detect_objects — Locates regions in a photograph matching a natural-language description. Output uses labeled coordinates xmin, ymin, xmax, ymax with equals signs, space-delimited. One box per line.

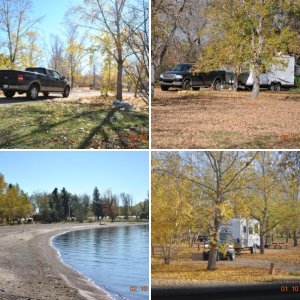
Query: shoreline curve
xmin=0 ymin=222 xmax=148 ymax=300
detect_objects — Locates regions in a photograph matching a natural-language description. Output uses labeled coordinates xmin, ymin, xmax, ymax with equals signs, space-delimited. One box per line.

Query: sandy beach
xmin=0 ymin=222 xmax=145 ymax=300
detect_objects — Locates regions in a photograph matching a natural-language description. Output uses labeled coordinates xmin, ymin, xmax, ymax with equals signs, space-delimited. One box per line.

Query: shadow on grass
xmin=78 ymin=108 xmax=120 ymax=148
xmin=77 ymin=110 xmax=148 ymax=148
xmin=0 ymin=107 xmax=104 ymax=148
xmin=0 ymin=105 xmax=148 ymax=148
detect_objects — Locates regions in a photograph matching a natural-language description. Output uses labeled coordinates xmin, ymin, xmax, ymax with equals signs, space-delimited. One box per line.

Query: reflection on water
xmin=53 ymin=224 xmax=149 ymax=300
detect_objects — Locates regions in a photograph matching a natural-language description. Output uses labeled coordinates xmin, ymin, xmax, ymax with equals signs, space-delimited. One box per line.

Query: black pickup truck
xmin=159 ymin=63 xmax=226 ymax=91
xmin=0 ymin=67 xmax=71 ymax=100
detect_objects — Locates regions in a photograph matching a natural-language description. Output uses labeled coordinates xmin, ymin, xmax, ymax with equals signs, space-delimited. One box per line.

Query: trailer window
xmin=254 ymin=223 xmax=260 ymax=234
xmin=249 ymin=227 xmax=253 ymax=234
xmin=243 ymin=226 xmax=246 ymax=234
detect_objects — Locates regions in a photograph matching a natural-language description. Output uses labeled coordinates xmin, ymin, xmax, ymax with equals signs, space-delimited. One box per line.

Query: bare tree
xmin=48 ymin=35 xmax=68 ymax=76
xmin=70 ymin=0 xmax=139 ymax=100
xmin=103 ymin=190 xmax=119 ymax=222
xmin=152 ymin=0 xmax=187 ymax=86
xmin=64 ymin=22 xmax=86 ymax=88
xmin=120 ymin=193 xmax=132 ymax=219
xmin=123 ymin=0 xmax=149 ymax=100
xmin=0 ymin=0 xmax=42 ymax=67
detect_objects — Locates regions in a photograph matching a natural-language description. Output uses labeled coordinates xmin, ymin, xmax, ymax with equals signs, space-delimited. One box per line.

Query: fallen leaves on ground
xmin=152 ymin=88 xmax=300 ymax=149
xmin=152 ymin=261 xmax=288 ymax=283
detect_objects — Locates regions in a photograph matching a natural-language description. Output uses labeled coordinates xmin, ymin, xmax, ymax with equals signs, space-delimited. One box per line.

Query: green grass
xmin=0 ymin=101 xmax=149 ymax=149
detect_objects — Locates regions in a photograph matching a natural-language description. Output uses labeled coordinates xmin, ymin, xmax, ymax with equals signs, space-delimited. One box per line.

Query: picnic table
xmin=270 ymin=241 xmax=288 ymax=249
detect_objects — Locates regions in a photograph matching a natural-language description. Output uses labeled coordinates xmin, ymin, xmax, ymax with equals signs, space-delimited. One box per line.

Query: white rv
xmin=220 ymin=218 xmax=260 ymax=253
xmin=238 ymin=56 xmax=295 ymax=91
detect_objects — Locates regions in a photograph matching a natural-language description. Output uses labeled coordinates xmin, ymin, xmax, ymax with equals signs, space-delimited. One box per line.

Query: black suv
xmin=159 ymin=63 xmax=226 ymax=91
xmin=202 ymin=232 xmax=236 ymax=261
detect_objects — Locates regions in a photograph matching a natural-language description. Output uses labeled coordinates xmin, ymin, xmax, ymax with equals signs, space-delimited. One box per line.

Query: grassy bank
xmin=0 ymin=101 xmax=148 ymax=149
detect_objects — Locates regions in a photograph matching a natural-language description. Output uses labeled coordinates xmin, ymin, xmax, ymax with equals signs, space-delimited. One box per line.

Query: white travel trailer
xmin=238 ymin=56 xmax=295 ymax=91
xmin=220 ymin=218 xmax=260 ymax=253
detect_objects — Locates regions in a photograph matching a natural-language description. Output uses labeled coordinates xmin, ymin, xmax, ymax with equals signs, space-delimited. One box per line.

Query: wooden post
xmin=269 ymin=263 xmax=275 ymax=275
xmin=151 ymin=245 xmax=154 ymax=255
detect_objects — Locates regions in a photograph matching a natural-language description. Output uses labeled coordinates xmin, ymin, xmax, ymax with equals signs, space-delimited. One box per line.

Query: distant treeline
xmin=0 ymin=173 xmax=149 ymax=224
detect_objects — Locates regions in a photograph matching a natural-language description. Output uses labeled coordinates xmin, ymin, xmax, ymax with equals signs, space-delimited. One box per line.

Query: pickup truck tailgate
xmin=0 ymin=70 xmax=22 ymax=86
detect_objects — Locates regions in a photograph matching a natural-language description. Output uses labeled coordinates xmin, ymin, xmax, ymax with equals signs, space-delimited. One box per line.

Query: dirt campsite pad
xmin=152 ymin=89 xmax=300 ymax=149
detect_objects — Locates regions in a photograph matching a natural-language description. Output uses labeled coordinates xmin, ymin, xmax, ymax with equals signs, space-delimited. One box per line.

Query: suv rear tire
xmin=161 ymin=86 xmax=169 ymax=91
xmin=202 ymin=252 xmax=209 ymax=260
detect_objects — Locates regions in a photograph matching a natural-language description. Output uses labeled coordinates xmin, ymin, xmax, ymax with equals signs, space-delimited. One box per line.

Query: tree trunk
xmin=116 ymin=60 xmax=123 ymax=100
xmin=260 ymin=234 xmax=265 ymax=254
xmin=232 ymin=72 xmax=239 ymax=91
xmin=162 ymin=246 xmax=171 ymax=264
xmin=207 ymin=246 xmax=217 ymax=270
xmin=252 ymin=66 xmax=260 ymax=99
xmin=151 ymin=63 xmax=156 ymax=98
xmin=293 ymin=229 xmax=298 ymax=247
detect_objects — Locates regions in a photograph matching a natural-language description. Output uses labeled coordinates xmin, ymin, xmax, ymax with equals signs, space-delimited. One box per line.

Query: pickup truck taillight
xmin=18 ymin=74 xmax=24 ymax=81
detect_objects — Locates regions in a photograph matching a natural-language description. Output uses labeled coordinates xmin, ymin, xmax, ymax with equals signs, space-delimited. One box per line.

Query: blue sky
xmin=0 ymin=151 xmax=149 ymax=204
xmin=31 ymin=0 xmax=75 ymax=39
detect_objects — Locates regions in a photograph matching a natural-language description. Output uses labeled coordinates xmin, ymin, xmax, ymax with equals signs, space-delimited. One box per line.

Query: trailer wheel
xmin=275 ymin=83 xmax=281 ymax=92
xmin=251 ymin=244 xmax=257 ymax=254
xmin=213 ymin=79 xmax=221 ymax=91
xmin=183 ymin=80 xmax=191 ymax=90
xmin=27 ymin=84 xmax=40 ymax=100
xmin=270 ymin=83 xmax=276 ymax=92
xmin=3 ymin=91 xmax=15 ymax=98
xmin=161 ymin=86 xmax=169 ymax=91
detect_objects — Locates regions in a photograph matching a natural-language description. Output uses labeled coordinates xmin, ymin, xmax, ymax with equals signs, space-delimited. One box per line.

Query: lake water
xmin=52 ymin=224 xmax=149 ymax=300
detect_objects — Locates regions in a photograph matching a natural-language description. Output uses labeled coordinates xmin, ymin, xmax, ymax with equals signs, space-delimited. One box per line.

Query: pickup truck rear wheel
xmin=27 ymin=84 xmax=39 ymax=100
xmin=43 ymin=92 xmax=49 ymax=98
xmin=213 ymin=79 xmax=221 ymax=91
xmin=3 ymin=91 xmax=15 ymax=98
xmin=182 ymin=80 xmax=191 ymax=90
xmin=63 ymin=86 xmax=70 ymax=98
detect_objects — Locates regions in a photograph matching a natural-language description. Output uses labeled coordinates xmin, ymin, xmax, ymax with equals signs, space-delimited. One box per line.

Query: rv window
xmin=249 ymin=227 xmax=253 ymax=234
xmin=243 ymin=226 xmax=246 ymax=234
xmin=254 ymin=223 xmax=260 ymax=234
